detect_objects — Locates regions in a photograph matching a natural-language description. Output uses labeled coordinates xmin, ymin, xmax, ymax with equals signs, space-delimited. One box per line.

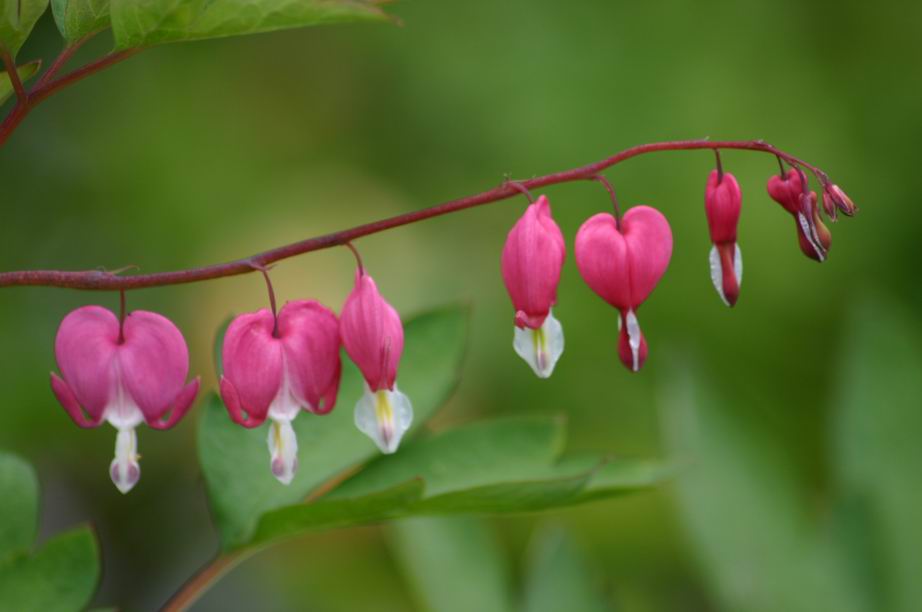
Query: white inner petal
xmin=708 ymin=245 xmax=743 ymax=307
xmin=512 ymin=310 xmax=565 ymax=379
xmin=354 ymin=384 xmax=413 ymax=454
xmin=734 ymin=243 xmax=744 ymax=285
xmin=268 ymin=359 xmax=301 ymax=422
xmin=110 ymin=427 xmax=140 ymax=494
xmin=267 ymin=417 xmax=299 ymax=485
xmin=797 ymin=212 xmax=826 ymax=261
xmin=624 ymin=309 xmax=642 ymax=372
xmin=105 ymin=370 xmax=144 ymax=430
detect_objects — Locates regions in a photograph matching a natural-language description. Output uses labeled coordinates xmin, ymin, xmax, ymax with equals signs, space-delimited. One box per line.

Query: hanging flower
xmin=767 ymin=169 xmax=831 ymax=261
xmin=50 ymin=306 xmax=200 ymax=493
xmin=219 ymin=300 xmax=341 ymax=485
xmin=575 ymin=206 xmax=673 ymax=372
xmin=501 ymin=195 xmax=567 ymax=378
xmin=340 ymin=271 xmax=412 ymax=454
xmin=704 ymin=169 xmax=743 ymax=306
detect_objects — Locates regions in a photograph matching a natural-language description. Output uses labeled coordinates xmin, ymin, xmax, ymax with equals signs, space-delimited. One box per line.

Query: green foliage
xmin=523 ymin=526 xmax=610 ymax=612
xmin=109 ymin=0 xmax=391 ymax=49
xmin=0 ymin=60 xmax=40 ymax=106
xmin=664 ymin=294 xmax=922 ymax=612
xmin=199 ymin=305 xmax=470 ymax=549
xmin=390 ymin=517 xmax=513 ymax=612
xmin=51 ymin=0 xmax=110 ymax=44
xmin=0 ymin=452 xmax=100 ymax=611
xmin=0 ymin=0 xmax=48 ymax=57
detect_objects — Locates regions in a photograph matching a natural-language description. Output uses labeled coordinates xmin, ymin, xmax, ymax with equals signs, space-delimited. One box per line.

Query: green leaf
xmin=0 ymin=0 xmax=48 ymax=57
xmin=199 ymin=304 xmax=469 ymax=550
xmin=109 ymin=0 xmax=391 ymax=50
xmin=389 ymin=517 xmax=513 ymax=612
xmin=523 ymin=526 xmax=610 ymax=612
xmin=51 ymin=0 xmax=110 ymax=43
xmin=0 ymin=452 xmax=38 ymax=562
xmin=0 ymin=59 xmax=41 ymax=106
xmin=250 ymin=479 xmax=423 ymax=546
xmin=0 ymin=527 xmax=100 ymax=612
xmin=832 ymin=295 xmax=922 ymax=612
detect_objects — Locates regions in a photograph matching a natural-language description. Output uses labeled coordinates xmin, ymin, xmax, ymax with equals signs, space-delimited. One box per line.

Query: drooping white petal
xmin=110 ymin=427 xmax=140 ymax=494
xmin=512 ymin=310 xmax=564 ymax=379
xmin=354 ymin=384 xmax=413 ymax=454
xmin=267 ymin=417 xmax=299 ymax=485
xmin=624 ymin=309 xmax=642 ymax=372
xmin=708 ymin=244 xmax=743 ymax=306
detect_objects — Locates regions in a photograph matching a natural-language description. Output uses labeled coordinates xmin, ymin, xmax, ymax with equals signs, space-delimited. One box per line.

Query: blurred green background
xmin=2 ymin=0 xmax=921 ymax=610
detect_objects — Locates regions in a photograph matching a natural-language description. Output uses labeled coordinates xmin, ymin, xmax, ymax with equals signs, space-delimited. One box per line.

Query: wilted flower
xmin=501 ymin=195 xmax=566 ymax=378
xmin=575 ymin=206 xmax=673 ymax=372
xmin=50 ymin=306 xmax=200 ymax=493
xmin=704 ymin=170 xmax=743 ymax=306
xmin=220 ymin=300 xmax=341 ymax=485
xmin=767 ymin=169 xmax=830 ymax=262
xmin=340 ymin=271 xmax=412 ymax=454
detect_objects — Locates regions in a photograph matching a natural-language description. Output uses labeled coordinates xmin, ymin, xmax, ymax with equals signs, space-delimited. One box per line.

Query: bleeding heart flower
xmin=501 ymin=195 xmax=566 ymax=378
xmin=575 ymin=206 xmax=673 ymax=372
xmin=767 ymin=169 xmax=830 ymax=262
xmin=220 ymin=300 xmax=341 ymax=485
xmin=50 ymin=306 xmax=200 ymax=493
xmin=704 ymin=170 xmax=743 ymax=307
xmin=340 ymin=271 xmax=411 ymax=454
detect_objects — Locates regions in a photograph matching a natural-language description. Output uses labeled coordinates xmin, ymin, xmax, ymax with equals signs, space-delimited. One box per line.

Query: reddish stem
xmin=2 ymin=51 xmax=28 ymax=102
xmin=0 ymin=139 xmax=835 ymax=291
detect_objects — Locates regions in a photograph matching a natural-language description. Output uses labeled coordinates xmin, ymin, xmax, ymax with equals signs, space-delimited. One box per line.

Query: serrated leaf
xmin=0 ymin=452 xmax=38 ymax=562
xmin=833 ymin=295 xmax=922 ymax=612
xmin=250 ymin=479 xmax=423 ymax=546
xmin=0 ymin=59 xmax=40 ymax=106
xmin=390 ymin=517 xmax=513 ymax=612
xmin=0 ymin=0 xmax=48 ymax=57
xmin=199 ymin=304 xmax=469 ymax=550
xmin=524 ymin=526 xmax=610 ymax=612
xmin=109 ymin=0 xmax=391 ymax=50
xmin=51 ymin=0 xmax=110 ymax=43
xmin=0 ymin=527 xmax=100 ymax=612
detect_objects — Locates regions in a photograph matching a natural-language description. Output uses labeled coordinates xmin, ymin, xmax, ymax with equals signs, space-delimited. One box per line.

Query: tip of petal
xmin=355 ymin=386 xmax=413 ymax=454
xmin=512 ymin=310 xmax=564 ymax=378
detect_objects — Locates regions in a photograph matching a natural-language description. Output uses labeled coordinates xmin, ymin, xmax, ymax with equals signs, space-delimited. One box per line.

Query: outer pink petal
xmin=501 ymin=196 xmax=566 ymax=329
xmin=53 ymin=305 xmax=119 ymax=422
xmin=278 ymin=300 xmax=342 ymax=414
xmin=50 ymin=373 xmax=105 ymax=428
xmin=146 ymin=378 xmax=200 ymax=430
xmin=118 ymin=310 xmax=192 ymax=422
xmin=767 ymin=169 xmax=803 ymax=215
xmin=340 ymin=273 xmax=404 ymax=391
xmin=221 ymin=309 xmax=283 ymax=424
xmin=622 ymin=206 xmax=673 ymax=306
xmin=220 ymin=376 xmax=265 ymax=428
xmin=575 ymin=213 xmax=632 ymax=309
xmin=705 ymin=170 xmax=741 ymax=244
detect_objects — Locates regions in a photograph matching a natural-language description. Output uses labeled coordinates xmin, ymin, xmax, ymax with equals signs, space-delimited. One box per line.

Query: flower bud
xmin=704 ymin=170 xmax=743 ymax=306
xmin=340 ymin=272 xmax=412 ymax=454
xmin=575 ymin=206 xmax=672 ymax=372
xmin=767 ymin=170 xmax=830 ymax=262
xmin=50 ymin=306 xmax=200 ymax=493
xmin=825 ymin=183 xmax=857 ymax=217
xmin=220 ymin=300 xmax=341 ymax=484
xmin=501 ymin=195 xmax=566 ymax=378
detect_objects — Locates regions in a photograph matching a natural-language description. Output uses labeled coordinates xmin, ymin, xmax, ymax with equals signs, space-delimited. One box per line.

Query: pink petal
xmin=575 ymin=206 xmax=672 ymax=310
xmin=54 ymin=306 xmax=120 ymax=422
xmin=220 ymin=376 xmax=265 ymax=428
xmin=146 ymin=378 xmax=200 ymax=430
xmin=705 ymin=170 xmax=741 ymax=244
xmin=341 ymin=273 xmax=404 ymax=391
xmin=50 ymin=373 xmax=105 ymax=428
xmin=501 ymin=195 xmax=566 ymax=329
xmin=221 ymin=309 xmax=284 ymax=424
xmin=118 ymin=310 xmax=192 ymax=423
xmin=277 ymin=300 xmax=342 ymax=414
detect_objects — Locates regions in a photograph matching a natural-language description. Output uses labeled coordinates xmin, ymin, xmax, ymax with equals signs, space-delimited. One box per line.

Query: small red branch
xmin=0 ymin=139 xmax=835 ymax=292
xmin=2 ymin=51 xmax=28 ymax=102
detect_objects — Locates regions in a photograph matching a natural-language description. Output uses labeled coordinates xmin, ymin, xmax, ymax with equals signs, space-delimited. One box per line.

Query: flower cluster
xmin=47 ymin=158 xmax=855 ymax=493
xmin=500 ymin=164 xmax=854 ymax=377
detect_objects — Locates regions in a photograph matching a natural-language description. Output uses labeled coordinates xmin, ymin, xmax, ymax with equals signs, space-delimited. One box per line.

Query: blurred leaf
xmin=389 ymin=517 xmax=513 ymax=612
xmin=0 ymin=452 xmax=38 ymax=562
xmin=109 ymin=0 xmax=391 ymax=49
xmin=0 ymin=59 xmax=41 ymax=106
xmin=0 ymin=527 xmax=100 ymax=612
xmin=0 ymin=0 xmax=48 ymax=58
xmin=523 ymin=526 xmax=610 ymax=612
xmin=51 ymin=0 xmax=110 ymax=43
xmin=199 ymin=304 xmax=469 ymax=550
xmin=251 ymin=479 xmax=423 ymax=545
xmin=662 ymin=363 xmax=865 ymax=612
xmin=832 ymin=295 xmax=922 ymax=612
